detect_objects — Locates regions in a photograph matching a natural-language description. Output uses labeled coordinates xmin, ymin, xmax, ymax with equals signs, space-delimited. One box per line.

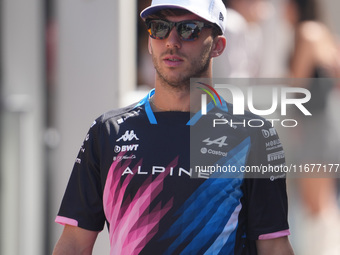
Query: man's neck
xmin=151 ymin=68 xmax=213 ymax=112
xmin=151 ymin=84 xmax=191 ymax=112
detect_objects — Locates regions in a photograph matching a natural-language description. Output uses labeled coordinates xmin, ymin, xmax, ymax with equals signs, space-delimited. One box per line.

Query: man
xmin=53 ymin=0 xmax=294 ymax=254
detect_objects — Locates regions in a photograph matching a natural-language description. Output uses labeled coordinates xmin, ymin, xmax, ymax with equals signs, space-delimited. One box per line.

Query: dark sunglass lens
xmin=178 ymin=22 xmax=202 ymax=41
xmin=150 ymin=21 xmax=170 ymax=39
xmin=147 ymin=20 xmax=207 ymax=41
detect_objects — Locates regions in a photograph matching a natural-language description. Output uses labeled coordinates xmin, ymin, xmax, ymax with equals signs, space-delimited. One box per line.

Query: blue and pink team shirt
xmin=56 ymin=90 xmax=290 ymax=254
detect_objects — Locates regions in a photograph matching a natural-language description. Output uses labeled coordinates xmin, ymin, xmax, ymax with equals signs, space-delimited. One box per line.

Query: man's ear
xmin=210 ymin=36 xmax=227 ymax=58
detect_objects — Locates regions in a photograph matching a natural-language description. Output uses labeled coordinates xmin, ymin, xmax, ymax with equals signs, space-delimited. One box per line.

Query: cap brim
xmin=140 ymin=3 xmax=224 ymax=35
xmin=140 ymin=4 xmax=190 ymax=19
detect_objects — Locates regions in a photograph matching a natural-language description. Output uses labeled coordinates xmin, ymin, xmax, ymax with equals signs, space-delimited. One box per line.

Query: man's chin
xmin=166 ymin=78 xmax=191 ymax=90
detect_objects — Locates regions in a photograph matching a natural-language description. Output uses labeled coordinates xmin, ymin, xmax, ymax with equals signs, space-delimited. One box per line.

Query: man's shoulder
xmin=95 ymin=103 xmax=142 ymax=125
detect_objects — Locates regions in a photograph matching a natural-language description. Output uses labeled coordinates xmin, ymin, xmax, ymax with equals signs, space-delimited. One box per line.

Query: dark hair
xmin=292 ymin=0 xmax=320 ymax=21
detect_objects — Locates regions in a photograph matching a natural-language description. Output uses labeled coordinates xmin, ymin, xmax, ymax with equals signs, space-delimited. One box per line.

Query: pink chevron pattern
xmin=103 ymin=153 xmax=177 ymax=255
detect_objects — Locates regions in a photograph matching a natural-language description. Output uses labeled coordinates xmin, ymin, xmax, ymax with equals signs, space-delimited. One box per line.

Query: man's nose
xmin=166 ymin=27 xmax=182 ymax=48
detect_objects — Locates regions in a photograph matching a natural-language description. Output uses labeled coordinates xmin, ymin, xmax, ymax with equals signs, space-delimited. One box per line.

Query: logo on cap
xmin=219 ymin=12 xmax=224 ymax=21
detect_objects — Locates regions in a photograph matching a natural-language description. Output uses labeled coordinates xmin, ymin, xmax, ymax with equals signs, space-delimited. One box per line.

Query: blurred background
xmin=0 ymin=0 xmax=339 ymax=254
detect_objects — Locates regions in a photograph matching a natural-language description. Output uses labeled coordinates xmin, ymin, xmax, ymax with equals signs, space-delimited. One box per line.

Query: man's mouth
xmin=167 ymin=58 xmax=181 ymax=62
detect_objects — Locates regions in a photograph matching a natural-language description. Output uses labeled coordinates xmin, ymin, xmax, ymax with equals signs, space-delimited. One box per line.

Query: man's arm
xmin=53 ymin=225 xmax=99 ymax=255
xmin=256 ymin=236 xmax=294 ymax=255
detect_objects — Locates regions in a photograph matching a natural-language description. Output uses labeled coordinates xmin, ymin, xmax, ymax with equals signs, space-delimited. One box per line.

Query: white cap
xmin=140 ymin=0 xmax=227 ymax=35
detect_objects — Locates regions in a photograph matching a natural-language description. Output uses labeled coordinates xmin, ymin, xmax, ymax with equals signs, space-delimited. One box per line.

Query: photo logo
xmin=199 ymin=84 xmax=311 ymax=117
xmin=193 ymin=79 xmax=314 ymax=128
xmin=196 ymin=82 xmax=223 ymax=115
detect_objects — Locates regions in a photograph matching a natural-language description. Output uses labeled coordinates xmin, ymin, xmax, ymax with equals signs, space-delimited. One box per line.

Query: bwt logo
xmin=198 ymin=83 xmax=312 ymax=116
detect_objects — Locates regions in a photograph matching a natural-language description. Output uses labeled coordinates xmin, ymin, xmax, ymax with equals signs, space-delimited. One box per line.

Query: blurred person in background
xmin=284 ymin=0 xmax=340 ymax=254
xmin=52 ymin=0 xmax=295 ymax=254
xmin=213 ymin=0 xmax=274 ymax=77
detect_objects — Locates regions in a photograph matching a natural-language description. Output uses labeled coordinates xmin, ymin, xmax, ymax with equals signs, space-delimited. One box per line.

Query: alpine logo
xmin=116 ymin=130 xmax=139 ymax=142
xmin=201 ymin=136 xmax=228 ymax=157
xmin=203 ymin=136 xmax=228 ymax=147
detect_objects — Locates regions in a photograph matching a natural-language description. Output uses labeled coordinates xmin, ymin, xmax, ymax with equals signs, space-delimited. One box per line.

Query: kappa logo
xmin=116 ymin=130 xmax=139 ymax=142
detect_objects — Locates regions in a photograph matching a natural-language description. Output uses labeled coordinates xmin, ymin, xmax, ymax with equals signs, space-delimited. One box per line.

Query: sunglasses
xmin=145 ymin=19 xmax=214 ymax=41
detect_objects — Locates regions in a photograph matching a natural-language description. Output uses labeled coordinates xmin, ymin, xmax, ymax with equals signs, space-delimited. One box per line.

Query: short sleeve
xmin=244 ymin=123 xmax=290 ymax=240
xmin=56 ymin=120 xmax=106 ymax=231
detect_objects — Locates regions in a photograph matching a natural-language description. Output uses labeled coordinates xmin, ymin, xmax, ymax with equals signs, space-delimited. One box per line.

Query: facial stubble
xmin=150 ymin=43 xmax=213 ymax=91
